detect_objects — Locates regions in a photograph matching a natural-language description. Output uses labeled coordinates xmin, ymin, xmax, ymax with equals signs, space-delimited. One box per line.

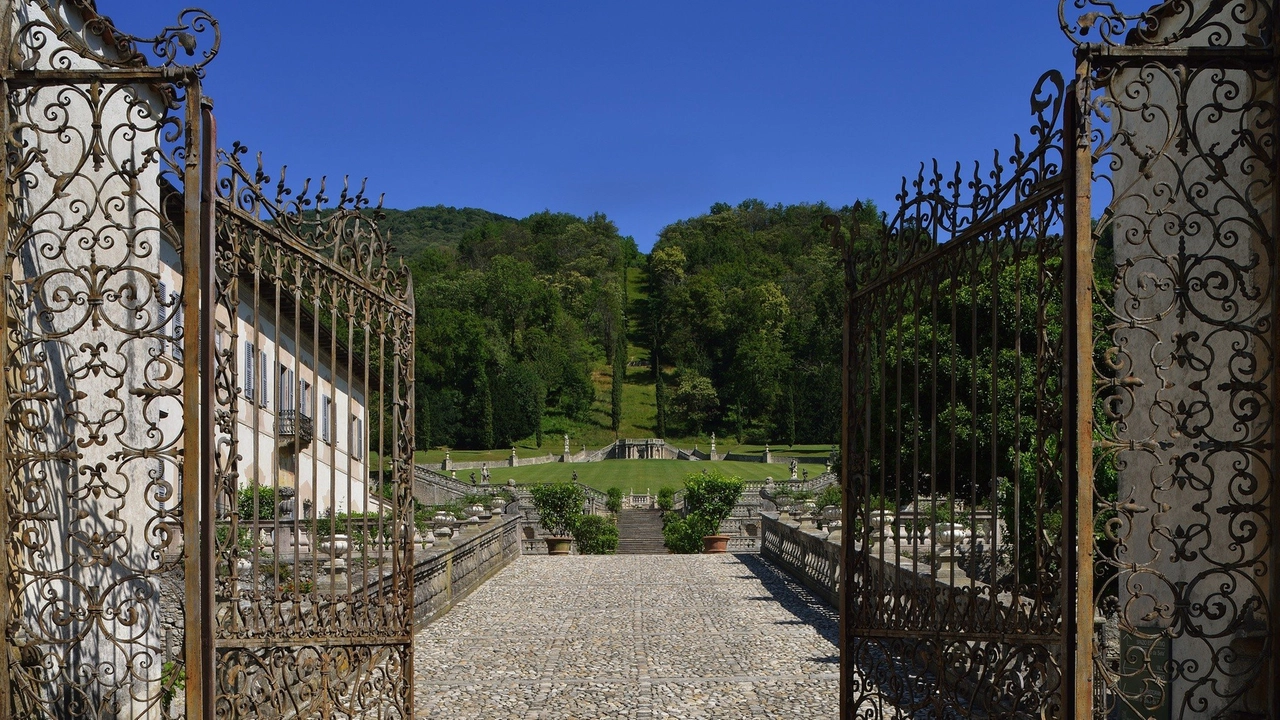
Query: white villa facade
xmin=153 ymin=260 xmax=374 ymax=520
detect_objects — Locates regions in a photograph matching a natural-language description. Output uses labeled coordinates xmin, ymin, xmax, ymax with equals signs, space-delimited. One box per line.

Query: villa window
xmin=279 ymin=364 xmax=295 ymax=410
xmin=299 ymin=379 xmax=311 ymax=417
xmin=259 ymin=350 xmax=268 ymax=407
xmin=321 ymin=395 xmax=333 ymax=443
xmin=351 ymin=415 xmax=364 ymax=459
xmin=244 ymin=342 xmax=255 ymax=401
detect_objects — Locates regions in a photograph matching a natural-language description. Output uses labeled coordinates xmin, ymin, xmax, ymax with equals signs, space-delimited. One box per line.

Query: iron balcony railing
xmin=277 ymin=409 xmax=315 ymax=446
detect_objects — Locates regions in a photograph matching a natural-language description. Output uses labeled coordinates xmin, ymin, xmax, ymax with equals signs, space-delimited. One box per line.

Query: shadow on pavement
xmin=733 ymin=553 xmax=839 ymax=646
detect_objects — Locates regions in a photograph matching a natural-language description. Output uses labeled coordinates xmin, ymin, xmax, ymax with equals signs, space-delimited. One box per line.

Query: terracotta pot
xmin=702 ymin=535 xmax=730 ymax=554
xmin=545 ymin=537 xmax=573 ymax=555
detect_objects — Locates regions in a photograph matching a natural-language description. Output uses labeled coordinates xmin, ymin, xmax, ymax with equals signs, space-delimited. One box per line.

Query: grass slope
xmin=491 ymin=459 xmax=791 ymax=493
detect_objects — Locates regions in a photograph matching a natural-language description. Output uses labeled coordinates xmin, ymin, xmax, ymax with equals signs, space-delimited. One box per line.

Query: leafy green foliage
xmin=682 ymin=469 xmax=745 ymax=529
xmin=641 ymin=200 xmax=860 ymax=444
xmin=528 ymin=482 xmax=585 ymax=536
xmin=662 ymin=514 xmax=709 ymax=554
xmin=237 ymin=485 xmax=278 ymax=521
xmin=571 ymin=514 xmax=618 ymax=554
xmin=374 ymin=205 xmax=514 ymax=258
xmin=814 ymin=484 xmax=842 ymax=509
xmin=654 ymin=363 xmax=668 ymax=438
xmin=657 ymin=486 xmax=675 ymax=511
xmin=606 ymin=487 xmax=623 ymax=514
xmin=409 ymin=209 xmax=636 ymax=450
xmin=664 ymin=469 xmax=745 ymax=553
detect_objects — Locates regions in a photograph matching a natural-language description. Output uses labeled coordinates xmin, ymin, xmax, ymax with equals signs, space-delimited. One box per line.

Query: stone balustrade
xmin=412 ymin=513 xmax=521 ymax=624
xmin=760 ymin=511 xmax=841 ymax=605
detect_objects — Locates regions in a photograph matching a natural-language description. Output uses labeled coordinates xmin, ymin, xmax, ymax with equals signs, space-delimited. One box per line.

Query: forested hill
xmin=394 ymin=201 xmax=872 ymax=452
xmin=376 ymin=205 xmax=514 ymax=259
xmin=404 ymin=207 xmax=640 ymax=451
xmin=641 ymin=199 xmax=879 ymax=446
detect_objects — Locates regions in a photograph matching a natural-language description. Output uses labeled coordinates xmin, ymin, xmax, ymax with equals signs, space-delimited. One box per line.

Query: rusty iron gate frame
xmin=834 ymin=68 xmax=1078 ymax=718
xmin=207 ymin=141 xmax=416 ymax=718
xmin=836 ymin=2 xmax=1279 ymax=718
xmin=1067 ymin=1 xmax=1279 ymax=718
xmin=0 ymin=2 xmax=417 ymax=718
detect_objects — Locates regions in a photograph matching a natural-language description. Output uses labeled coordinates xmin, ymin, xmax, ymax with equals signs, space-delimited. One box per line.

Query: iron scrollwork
xmin=1075 ymin=0 xmax=1278 ymax=717
xmin=211 ymin=143 xmax=415 ymax=718
xmin=839 ymin=70 xmax=1070 ymax=718
xmin=3 ymin=2 xmax=214 ymax=718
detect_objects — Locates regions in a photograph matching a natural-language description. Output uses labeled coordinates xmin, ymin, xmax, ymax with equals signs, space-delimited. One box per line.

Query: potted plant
xmin=529 ymin=482 xmax=585 ymax=555
xmin=664 ymin=469 xmax=745 ymax=553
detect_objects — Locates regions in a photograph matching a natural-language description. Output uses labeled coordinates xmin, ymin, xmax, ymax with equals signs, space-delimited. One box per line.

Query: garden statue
xmin=802 ymin=468 xmax=808 ymax=481
xmin=710 ymin=432 xmax=716 ymax=456
xmin=789 ymin=458 xmax=798 ymax=479
xmin=564 ymin=434 xmax=570 ymax=455
xmin=470 ymin=471 xmax=477 ymax=485
xmin=482 ymin=464 xmax=490 ymax=483
xmin=572 ymin=470 xmax=579 ymax=483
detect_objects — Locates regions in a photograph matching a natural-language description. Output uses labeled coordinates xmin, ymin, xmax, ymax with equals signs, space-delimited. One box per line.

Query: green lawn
xmin=721 ymin=444 xmax=835 ymax=460
xmin=484 ymin=459 xmax=792 ymax=493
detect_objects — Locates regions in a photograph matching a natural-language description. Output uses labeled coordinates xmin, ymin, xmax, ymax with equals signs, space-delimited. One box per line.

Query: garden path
xmin=413 ymin=554 xmax=838 ymax=719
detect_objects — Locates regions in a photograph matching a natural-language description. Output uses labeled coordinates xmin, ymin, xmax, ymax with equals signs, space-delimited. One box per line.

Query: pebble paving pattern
xmin=414 ymin=554 xmax=839 ymax=719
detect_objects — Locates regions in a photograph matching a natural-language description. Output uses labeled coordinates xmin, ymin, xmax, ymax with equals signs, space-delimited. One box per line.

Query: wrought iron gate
xmin=0 ymin=2 xmax=416 ymax=718
xmin=837 ymin=2 xmax=1278 ymax=718
xmin=1071 ymin=2 xmax=1278 ymax=718
xmin=835 ymin=69 xmax=1074 ymax=718
xmin=209 ymin=145 xmax=416 ymax=719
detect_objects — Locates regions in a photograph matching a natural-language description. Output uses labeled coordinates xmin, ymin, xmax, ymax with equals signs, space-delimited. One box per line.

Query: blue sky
xmin=107 ymin=1 xmax=1075 ymax=252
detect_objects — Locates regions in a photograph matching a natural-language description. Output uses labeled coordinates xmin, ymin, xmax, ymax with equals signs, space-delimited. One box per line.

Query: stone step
xmin=616 ymin=509 xmax=667 ymax=554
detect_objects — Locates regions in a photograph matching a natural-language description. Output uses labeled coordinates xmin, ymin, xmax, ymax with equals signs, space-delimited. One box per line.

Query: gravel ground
xmin=414 ymin=554 xmax=839 ymax=719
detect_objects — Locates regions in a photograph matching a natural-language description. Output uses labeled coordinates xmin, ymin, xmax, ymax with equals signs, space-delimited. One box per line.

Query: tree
xmin=474 ymin=365 xmax=495 ymax=450
xmin=493 ymin=363 xmax=545 ymax=446
xmin=654 ymin=359 xmax=668 ymax=439
xmin=611 ymin=333 xmax=624 ymax=435
xmin=529 ymin=482 xmax=585 ymax=537
xmin=669 ymin=370 xmax=717 ymax=435
xmin=611 ymin=262 xmax=626 ymax=434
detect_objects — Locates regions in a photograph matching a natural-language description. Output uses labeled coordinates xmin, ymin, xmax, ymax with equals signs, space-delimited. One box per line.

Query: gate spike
xmin=276 ymin=165 xmax=290 ymax=206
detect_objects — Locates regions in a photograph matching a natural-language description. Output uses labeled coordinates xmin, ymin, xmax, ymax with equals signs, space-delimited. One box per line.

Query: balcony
xmin=277 ymin=409 xmax=314 ymax=449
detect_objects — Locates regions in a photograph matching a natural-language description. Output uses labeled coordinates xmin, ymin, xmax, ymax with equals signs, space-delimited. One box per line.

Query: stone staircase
xmin=616 ymin=509 xmax=667 ymax=554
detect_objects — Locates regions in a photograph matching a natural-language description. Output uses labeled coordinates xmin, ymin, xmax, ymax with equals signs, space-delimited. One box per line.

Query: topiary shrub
xmin=606 ymin=487 xmax=623 ymax=514
xmin=657 ymin=486 xmax=675 ymax=511
xmin=572 ymin=514 xmax=618 ymax=554
xmin=529 ymin=482 xmax=585 ymax=537
xmin=663 ymin=469 xmax=745 ymax=553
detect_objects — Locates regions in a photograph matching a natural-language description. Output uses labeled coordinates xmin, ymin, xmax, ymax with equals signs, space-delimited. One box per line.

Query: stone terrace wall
xmin=760 ymin=512 xmax=840 ymax=605
xmin=413 ymin=514 xmax=521 ymax=624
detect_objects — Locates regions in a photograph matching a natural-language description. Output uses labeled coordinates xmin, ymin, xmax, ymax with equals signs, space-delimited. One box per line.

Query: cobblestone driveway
xmin=414 ymin=554 xmax=838 ymax=719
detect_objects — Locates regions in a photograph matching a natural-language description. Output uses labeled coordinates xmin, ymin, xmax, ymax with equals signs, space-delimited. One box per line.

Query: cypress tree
xmin=654 ymin=355 xmax=667 ymax=439
xmin=611 ymin=262 xmax=626 ymax=435
xmin=476 ymin=365 xmax=495 ymax=449
xmin=611 ymin=330 xmax=624 ymax=434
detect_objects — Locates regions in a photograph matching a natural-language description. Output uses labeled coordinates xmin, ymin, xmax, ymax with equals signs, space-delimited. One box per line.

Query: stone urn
xmin=318 ymin=534 xmax=350 ymax=572
xmin=868 ymin=510 xmax=896 ymax=541
xmin=490 ymin=496 xmax=506 ymax=515
xmin=466 ymin=503 xmax=485 ymax=520
xmin=319 ymin=534 xmax=350 ymax=558
xmin=702 ymin=534 xmax=730 ymax=554
xmin=933 ymin=522 xmax=971 ymax=546
xmin=545 ymin=537 xmax=572 ymax=555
